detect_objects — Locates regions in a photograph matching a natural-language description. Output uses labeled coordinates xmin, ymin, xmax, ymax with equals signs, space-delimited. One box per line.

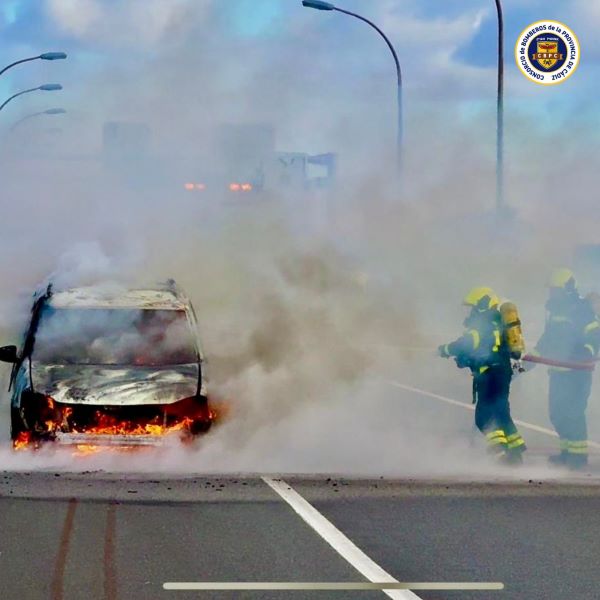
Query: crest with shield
xmin=533 ymin=40 xmax=563 ymax=70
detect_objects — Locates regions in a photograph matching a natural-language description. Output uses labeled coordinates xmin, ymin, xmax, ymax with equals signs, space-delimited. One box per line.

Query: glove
xmin=438 ymin=344 xmax=450 ymax=358
xmin=512 ymin=360 xmax=525 ymax=375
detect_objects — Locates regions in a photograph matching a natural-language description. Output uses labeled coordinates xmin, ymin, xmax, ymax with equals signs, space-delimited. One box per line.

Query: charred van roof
xmin=48 ymin=286 xmax=188 ymax=311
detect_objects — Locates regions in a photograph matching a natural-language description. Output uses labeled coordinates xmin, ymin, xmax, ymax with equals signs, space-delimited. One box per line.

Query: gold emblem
xmin=532 ymin=41 xmax=564 ymax=70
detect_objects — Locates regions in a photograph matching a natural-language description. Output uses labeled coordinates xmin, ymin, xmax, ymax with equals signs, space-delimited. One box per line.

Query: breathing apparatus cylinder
xmin=500 ymin=301 xmax=525 ymax=359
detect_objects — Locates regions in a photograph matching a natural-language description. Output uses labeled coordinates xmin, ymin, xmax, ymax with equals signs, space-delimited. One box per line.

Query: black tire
xmin=188 ymin=396 xmax=213 ymax=435
xmin=189 ymin=419 xmax=212 ymax=435
xmin=10 ymin=405 xmax=23 ymax=442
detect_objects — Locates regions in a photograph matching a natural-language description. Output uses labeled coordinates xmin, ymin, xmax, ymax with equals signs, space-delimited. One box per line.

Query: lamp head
xmin=40 ymin=52 xmax=67 ymax=61
xmin=302 ymin=1 xmax=335 ymax=10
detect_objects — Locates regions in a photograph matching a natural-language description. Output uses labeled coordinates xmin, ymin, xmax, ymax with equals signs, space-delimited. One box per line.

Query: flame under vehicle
xmin=1 ymin=282 xmax=213 ymax=450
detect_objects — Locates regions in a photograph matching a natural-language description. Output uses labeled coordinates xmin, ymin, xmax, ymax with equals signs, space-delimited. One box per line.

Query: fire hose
xmin=521 ymin=354 xmax=596 ymax=372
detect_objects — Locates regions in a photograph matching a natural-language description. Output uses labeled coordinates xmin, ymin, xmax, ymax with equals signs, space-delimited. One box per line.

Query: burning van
xmin=1 ymin=281 xmax=214 ymax=449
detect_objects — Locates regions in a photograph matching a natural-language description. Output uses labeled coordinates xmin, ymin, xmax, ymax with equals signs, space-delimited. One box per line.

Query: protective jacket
xmin=535 ymin=292 xmax=600 ymax=364
xmin=443 ymin=306 xmax=510 ymax=374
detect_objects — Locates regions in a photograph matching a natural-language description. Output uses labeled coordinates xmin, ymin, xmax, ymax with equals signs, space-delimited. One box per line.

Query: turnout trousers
xmin=549 ymin=370 xmax=592 ymax=463
xmin=474 ymin=365 xmax=526 ymax=457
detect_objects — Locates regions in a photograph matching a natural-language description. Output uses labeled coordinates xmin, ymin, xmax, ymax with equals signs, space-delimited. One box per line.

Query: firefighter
xmin=438 ymin=287 xmax=526 ymax=463
xmin=532 ymin=269 xmax=600 ymax=469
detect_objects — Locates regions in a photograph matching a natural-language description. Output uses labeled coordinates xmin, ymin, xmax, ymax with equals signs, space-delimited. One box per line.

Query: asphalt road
xmin=2 ymin=472 xmax=600 ymax=600
xmin=2 ymin=374 xmax=600 ymax=600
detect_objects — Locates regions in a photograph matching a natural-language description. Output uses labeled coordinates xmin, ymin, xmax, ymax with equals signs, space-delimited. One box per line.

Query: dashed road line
xmin=387 ymin=380 xmax=600 ymax=450
xmin=262 ymin=476 xmax=422 ymax=600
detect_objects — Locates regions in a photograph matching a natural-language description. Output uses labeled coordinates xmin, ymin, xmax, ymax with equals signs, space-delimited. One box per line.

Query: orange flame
xmin=73 ymin=411 xmax=195 ymax=436
xmin=74 ymin=444 xmax=100 ymax=455
xmin=13 ymin=394 xmax=219 ymax=450
xmin=14 ymin=431 xmax=33 ymax=451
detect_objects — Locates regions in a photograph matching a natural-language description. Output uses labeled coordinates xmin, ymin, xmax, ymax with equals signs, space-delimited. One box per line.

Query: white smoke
xmin=0 ymin=0 xmax=598 ymax=478
xmin=45 ymin=0 xmax=202 ymax=47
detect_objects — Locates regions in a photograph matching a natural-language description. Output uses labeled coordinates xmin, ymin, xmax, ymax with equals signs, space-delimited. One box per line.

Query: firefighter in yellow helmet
xmin=439 ymin=287 xmax=526 ymax=463
xmin=531 ymin=269 xmax=600 ymax=469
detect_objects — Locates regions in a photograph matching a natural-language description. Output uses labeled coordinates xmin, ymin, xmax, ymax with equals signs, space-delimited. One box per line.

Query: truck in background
xmin=182 ymin=123 xmax=336 ymax=196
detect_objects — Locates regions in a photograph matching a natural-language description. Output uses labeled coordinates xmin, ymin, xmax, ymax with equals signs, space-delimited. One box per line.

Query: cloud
xmin=45 ymin=0 xmax=101 ymax=38
xmin=45 ymin=0 xmax=203 ymax=48
xmin=379 ymin=0 xmax=487 ymax=48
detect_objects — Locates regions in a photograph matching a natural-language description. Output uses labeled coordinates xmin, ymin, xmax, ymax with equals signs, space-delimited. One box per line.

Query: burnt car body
xmin=1 ymin=281 xmax=213 ymax=449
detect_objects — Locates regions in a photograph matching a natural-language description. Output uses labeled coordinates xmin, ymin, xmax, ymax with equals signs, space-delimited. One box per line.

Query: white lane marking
xmin=387 ymin=380 xmax=600 ymax=450
xmin=262 ymin=476 xmax=421 ymax=600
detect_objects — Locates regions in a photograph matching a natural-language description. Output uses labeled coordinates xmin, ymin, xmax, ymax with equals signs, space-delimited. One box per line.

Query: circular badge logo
xmin=515 ymin=20 xmax=580 ymax=85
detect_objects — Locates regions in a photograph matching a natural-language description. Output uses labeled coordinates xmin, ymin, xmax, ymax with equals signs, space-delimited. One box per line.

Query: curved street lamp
xmin=494 ymin=0 xmax=505 ymax=215
xmin=302 ymin=0 xmax=403 ymax=175
xmin=0 ymin=52 xmax=67 ymax=78
xmin=0 ymin=84 xmax=63 ymax=113
xmin=10 ymin=108 xmax=66 ymax=132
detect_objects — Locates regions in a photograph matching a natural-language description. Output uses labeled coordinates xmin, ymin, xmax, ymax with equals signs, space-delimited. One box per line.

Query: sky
xmin=0 ymin=0 xmax=599 ymax=222
xmin=1 ymin=0 xmax=599 ymax=141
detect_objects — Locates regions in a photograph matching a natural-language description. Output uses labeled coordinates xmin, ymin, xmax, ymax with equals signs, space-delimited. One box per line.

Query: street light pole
xmin=0 ymin=52 xmax=67 ymax=77
xmin=302 ymin=1 xmax=403 ymax=175
xmin=10 ymin=108 xmax=66 ymax=132
xmin=495 ymin=0 xmax=504 ymax=215
xmin=0 ymin=84 xmax=63 ymax=113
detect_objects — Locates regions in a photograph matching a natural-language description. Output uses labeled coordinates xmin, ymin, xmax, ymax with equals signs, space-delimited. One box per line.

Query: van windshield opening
xmin=33 ymin=307 xmax=197 ymax=366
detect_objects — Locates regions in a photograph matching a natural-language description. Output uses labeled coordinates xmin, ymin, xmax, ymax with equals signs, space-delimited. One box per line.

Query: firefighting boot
xmin=566 ymin=453 xmax=588 ymax=471
xmin=506 ymin=432 xmax=527 ymax=457
xmin=505 ymin=446 xmax=525 ymax=465
xmin=548 ymin=452 xmax=568 ymax=466
xmin=499 ymin=451 xmax=523 ymax=466
xmin=485 ymin=430 xmax=508 ymax=457
xmin=548 ymin=439 xmax=569 ymax=466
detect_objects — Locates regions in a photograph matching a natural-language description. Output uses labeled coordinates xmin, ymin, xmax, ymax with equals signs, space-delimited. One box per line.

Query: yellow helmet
xmin=463 ymin=286 xmax=499 ymax=310
xmin=549 ymin=268 xmax=576 ymax=289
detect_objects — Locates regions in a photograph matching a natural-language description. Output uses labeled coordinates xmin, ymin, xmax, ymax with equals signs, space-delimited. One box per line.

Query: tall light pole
xmin=0 ymin=52 xmax=67 ymax=77
xmin=302 ymin=0 xmax=403 ymax=176
xmin=0 ymin=84 xmax=63 ymax=113
xmin=494 ymin=0 xmax=505 ymax=215
xmin=10 ymin=108 xmax=66 ymax=132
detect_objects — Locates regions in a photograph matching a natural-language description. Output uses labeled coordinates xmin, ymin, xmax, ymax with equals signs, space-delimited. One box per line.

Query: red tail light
xmin=184 ymin=183 xmax=206 ymax=191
